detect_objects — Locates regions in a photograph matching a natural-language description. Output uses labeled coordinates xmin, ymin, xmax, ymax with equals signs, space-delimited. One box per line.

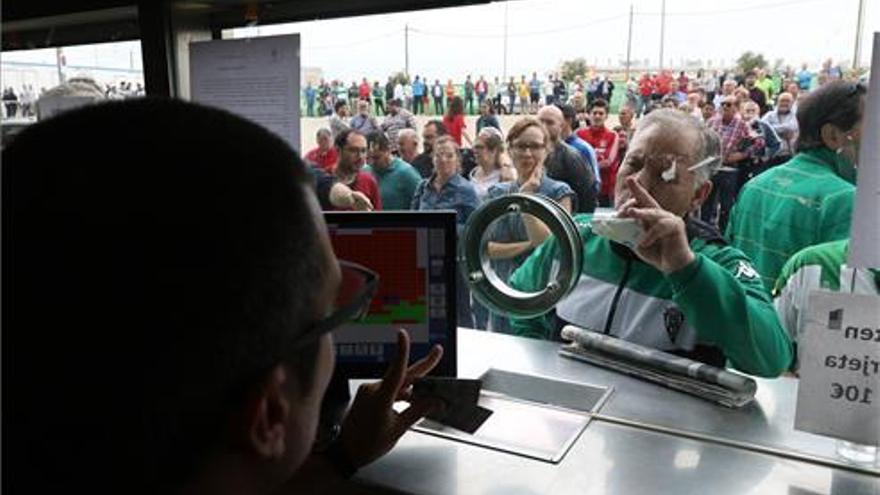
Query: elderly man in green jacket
xmin=508 ymin=109 xmax=792 ymax=378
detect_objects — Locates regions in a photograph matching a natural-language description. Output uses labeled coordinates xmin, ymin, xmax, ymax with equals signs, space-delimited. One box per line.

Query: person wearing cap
xmin=509 ymin=109 xmax=792 ymax=378
xmin=380 ymin=98 xmax=416 ymax=151
xmin=4 ymin=98 xmax=444 ymax=494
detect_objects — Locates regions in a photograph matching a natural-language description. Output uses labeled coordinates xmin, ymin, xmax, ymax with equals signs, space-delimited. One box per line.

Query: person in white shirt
xmin=542 ymin=75 xmax=556 ymax=105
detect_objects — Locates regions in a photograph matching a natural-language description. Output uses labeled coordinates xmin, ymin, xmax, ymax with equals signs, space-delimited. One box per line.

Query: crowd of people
xmin=305 ymin=63 xmax=869 ymax=373
xmin=3 ymin=51 xmax=871 ymax=493
xmin=1 ymin=80 xmax=144 ymax=119
xmin=301 ymin=59 xmax=854 ymax=119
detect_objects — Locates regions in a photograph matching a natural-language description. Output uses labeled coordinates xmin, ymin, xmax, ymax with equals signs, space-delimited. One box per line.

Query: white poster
xmin=189 ymin=34 xmax=301 ymax=152
xmin=848 ymin=32 xmax=880 ymax=269
xmin=794 ymin=292 xmax=880 ymax=445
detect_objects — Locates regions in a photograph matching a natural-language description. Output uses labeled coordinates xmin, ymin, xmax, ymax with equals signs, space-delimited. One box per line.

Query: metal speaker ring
xmin=459 ymin=193 xmax=583 ymax=318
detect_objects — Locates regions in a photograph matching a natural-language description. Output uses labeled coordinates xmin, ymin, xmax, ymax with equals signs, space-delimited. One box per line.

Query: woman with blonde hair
xmin=469 ymin=127 xmax=516 ymax=201
xmin=411 ymin=136 xmax=480 ymax=326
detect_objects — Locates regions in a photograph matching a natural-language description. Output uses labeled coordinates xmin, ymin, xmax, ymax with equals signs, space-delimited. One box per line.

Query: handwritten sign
xmin=795 ymin=292 xmax=880 ymax=444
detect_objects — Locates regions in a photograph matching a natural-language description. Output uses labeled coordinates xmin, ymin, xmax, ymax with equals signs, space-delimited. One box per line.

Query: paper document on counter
xmin=559 ymin=325 xmax=756 ymax=408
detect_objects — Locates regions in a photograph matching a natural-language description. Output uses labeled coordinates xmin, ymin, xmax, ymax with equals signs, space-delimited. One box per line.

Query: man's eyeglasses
xmin=721 ymin=102 xmax=735 ymax=108
xmin=344 ymin=146 xmax=369 ymax=156
xmin=289 ymin=260 xmax=378 ymax=350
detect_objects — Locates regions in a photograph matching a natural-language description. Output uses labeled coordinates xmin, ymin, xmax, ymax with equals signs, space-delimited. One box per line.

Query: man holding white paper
xmin=509 ymin=109 xmax=793 ymax=378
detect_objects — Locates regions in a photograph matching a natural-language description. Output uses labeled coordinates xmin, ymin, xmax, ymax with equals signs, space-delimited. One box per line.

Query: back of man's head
xmin=3 ymin=98 xmax=325 ymax=493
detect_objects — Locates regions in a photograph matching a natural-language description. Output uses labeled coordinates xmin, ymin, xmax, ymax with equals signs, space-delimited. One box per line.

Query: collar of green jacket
xmin=799 ymin=147 xmax=857 ymax=185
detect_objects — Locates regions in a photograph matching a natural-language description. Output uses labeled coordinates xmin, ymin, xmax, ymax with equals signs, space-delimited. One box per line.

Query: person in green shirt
xmin=774 ymin=239 xmax=879 ymax=369
xmin=754 ymin=68 xmax=776 ymax=109
xmin=364 ymin=131 xmax=422 ymax=210
xmin=509 ymin=109 xmax=792 ymax=377
xmin=726 ymin=80 xmax=867 ymax=291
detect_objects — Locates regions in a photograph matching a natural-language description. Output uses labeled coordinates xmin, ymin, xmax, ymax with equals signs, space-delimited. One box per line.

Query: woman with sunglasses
xmin=469 ymin=127 xmax=516 ymax=202
xmin=411 ymin=136 xmax=480 ymax=327
xmin=482 ymin=118 xmax=575 ymax=333
xmin=727 ymin=80 xmax=867 ymax=291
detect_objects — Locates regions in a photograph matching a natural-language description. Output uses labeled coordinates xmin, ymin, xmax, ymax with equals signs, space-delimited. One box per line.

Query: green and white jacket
xmin=509 ymin=214 xmax=793 ymax=378
xmin=774 ymin=239 xmax=880 ymax=347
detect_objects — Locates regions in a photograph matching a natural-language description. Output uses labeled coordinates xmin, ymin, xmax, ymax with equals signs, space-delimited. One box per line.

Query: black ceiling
xmin=3 ymin=0 xmax=494 ymax=50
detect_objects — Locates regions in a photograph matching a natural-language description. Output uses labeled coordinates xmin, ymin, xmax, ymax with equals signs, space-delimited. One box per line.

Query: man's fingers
xmin=379 ymin=329 xmax=411 ymax=401
xmin=625 ymin=176 xmax=661 ymax=208
xmin=639 ymin=219 xmax=676 ymax=248
xmin=617 ymin=198 xmax=638 ymax=216
xmin=393 ymin=398 xmax=444 ymax=438
xmin=407 ymin=345 xmax=444 ymax=378
xmin=622 ymin=206 xmax=667 ymax=223
xmin=398 ymin=345 xmax=444 ymax=392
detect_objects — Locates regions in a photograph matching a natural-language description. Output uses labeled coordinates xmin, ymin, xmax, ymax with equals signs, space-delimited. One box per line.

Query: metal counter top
xmin=353 ymin=329 xmax=880 ymax=494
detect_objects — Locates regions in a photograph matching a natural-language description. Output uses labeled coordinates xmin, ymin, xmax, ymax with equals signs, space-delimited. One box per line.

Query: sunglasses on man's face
xmin=288 ymin=260 xmax=378 ymax=350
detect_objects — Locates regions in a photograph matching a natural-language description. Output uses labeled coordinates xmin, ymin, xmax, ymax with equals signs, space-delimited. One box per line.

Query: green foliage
xmin=736 ymin=51 xmax=768 ymax=74
xmin=391 ymin=71 xmax=410 ymax=85
xmin=560 ymin=58 xmax=588 ymax=81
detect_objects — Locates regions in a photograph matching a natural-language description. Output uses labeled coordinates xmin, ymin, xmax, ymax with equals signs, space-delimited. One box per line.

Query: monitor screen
xmin=324 ymin=211 xmax=457 ymax=378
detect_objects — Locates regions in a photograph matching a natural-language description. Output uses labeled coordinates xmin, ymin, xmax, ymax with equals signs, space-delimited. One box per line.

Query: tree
xmin=560 ymin=58 xmax=588 ymax=81
xmin=391 ymin=71 xmax=410 ymax=85
xmin=736 ymin=51 xmax=767 ymax=74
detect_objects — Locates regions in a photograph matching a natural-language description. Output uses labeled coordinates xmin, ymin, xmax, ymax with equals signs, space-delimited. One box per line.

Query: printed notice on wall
xmin=795 ymin=292 xmax=880 ymax=445
xmin=190 ymin=34 xmax=300 ymax=151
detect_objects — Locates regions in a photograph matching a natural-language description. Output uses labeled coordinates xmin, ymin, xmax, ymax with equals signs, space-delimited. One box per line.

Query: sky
xmin=1 ymin=0 xmax=878 ymax=85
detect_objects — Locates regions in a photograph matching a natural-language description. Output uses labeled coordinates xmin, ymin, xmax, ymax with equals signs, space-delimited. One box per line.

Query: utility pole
xmin=853 ymin=0 xmax=866 ymax=69
xmin=659 ymin=0 xmax=666 ymax=71
xmin=55 ymin=47 xmax=65 ymax=84
xmin=502 ymin=2 xmax=509 ymax=80
xmin=625 ymin=4 xmax=634 ymax=80
xmin=405 ymin=24 xmax=410 ymax=77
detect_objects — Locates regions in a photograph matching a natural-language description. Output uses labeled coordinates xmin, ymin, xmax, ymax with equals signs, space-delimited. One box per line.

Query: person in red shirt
xmin=576 ymin=99 xmax=619 ymax=206
xmin=638 ymin=73 xmax=654 ymax=116
xmin=304 ymin=128 xmax=339 ymax=173
xmin=654 ymin=71 xmax=673 ymax=99
xmin=358 ymin=78 xmax=371 ymax=101
xmin=332 ymin=129 xmax=382 ymax=211
xmin=442 ymin=96 xmax=472 ymax=147
xmin=677 ymin=71 xmax=690 ymax=94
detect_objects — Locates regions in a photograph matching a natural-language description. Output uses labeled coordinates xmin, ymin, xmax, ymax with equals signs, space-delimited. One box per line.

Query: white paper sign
xmin=189 ymin=34 xmax=301 ymax=152
xmin=795 ymin=291 xmax=880 ymax=444
xmin=848 ymin=32 xmax=880 ymax=269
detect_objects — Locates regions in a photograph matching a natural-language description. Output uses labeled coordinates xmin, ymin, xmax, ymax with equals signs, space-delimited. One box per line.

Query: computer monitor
xmin=323 ymin=211 xmax=458 ymax=378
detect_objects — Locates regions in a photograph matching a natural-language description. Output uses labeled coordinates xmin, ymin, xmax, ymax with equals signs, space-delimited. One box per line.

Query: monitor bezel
xmin=323 ymin=211 xmax=458 ymax=378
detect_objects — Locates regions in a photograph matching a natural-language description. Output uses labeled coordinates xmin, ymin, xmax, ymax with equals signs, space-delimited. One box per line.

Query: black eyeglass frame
xmin=290 ymin=260 xmax=379 ymax=350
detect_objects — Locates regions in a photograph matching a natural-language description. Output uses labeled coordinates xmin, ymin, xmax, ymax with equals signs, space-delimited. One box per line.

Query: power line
xmin=308 ymin=29 xmax=402 ymax=50
xmin=637 ymin=0 xmax=829 ymax=17
xmin=409 ymin=13 xmax=626 ymax=40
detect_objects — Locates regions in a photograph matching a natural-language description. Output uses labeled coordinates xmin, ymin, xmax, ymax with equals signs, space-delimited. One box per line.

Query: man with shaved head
xmin=537 ymin=105 xmax=597 ymax=212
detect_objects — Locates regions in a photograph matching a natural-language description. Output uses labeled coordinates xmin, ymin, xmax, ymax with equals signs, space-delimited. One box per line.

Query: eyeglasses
xmin=721 ymin=102 xmax=735 ymax=107
xmin=288 ymin=260 xmax=378 ymax=350
xmin=512 ymin=142 xmax=546 ymax=155
xmin=473 ymin=144 xmax=486 ymax=151
xmin=434 ymin=151 xmax=459 ymax=160
xmin=344 ymin=146 xmax=369 ymax=155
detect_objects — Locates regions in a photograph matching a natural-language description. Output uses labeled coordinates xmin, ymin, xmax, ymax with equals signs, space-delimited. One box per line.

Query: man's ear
xmin=820 ymin=123 xmax=846 ymax=151
xmin=692 ymin=179 xmax=713 ymax=211
xmin=240 ymin=364 xmax=292 ymax=460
